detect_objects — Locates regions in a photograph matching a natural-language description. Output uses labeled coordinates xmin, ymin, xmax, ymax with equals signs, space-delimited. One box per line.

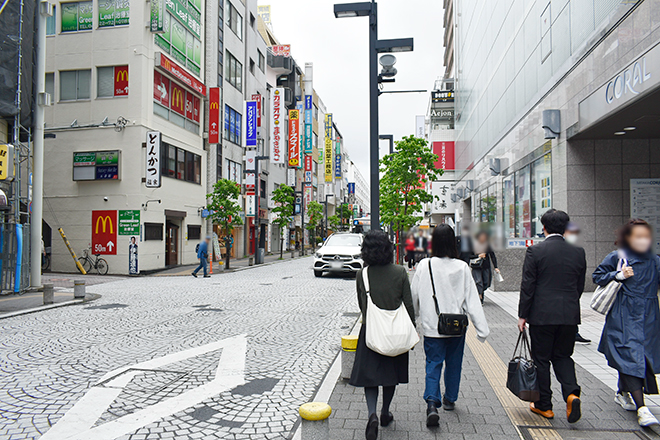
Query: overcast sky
xmin=260 ymin=0 xmax=444 ymax=183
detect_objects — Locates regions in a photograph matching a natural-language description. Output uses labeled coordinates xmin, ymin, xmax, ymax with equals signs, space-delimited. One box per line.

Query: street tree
xmin=380 ymin=135 xmax=443 ymax=263
xmin=207 ymin=179 xmax=243 ymax=270
xmin=338 ymin=203 xmax=352 ymax=231
xmin=305 ymin=201 xmax=323 ymax=249
xmin=271 ymin=185 xmax=295 ymax=259
xmin=328 ymin=214 xmax=341 ymax=233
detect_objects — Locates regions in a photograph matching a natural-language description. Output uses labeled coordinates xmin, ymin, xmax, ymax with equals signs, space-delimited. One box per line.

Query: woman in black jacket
xmin=470 ymin=231 xmax=499 ymax=304
xmin=350 ymin=230 xmax=415 ymax=440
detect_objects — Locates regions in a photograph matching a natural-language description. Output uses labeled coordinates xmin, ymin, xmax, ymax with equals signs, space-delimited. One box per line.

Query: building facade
xmin=453 ymin=0 xmax=660 ymax=289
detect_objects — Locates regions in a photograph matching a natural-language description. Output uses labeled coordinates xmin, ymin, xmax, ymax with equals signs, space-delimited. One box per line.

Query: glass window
xmin=503 ymin=174 xmax=515 ymax=238
xmin=167 ymin=145 xmax=176 ymax=177
xmin=249 ymin=58 xmax=255 ymax=75
xmin=225 ymin=51 xmax=242 ymax=91
xmin=60 ymin=69 xmax=90 ymax=101
xmin=97 ymin=66 xmax=114 ymax=97
xmin=160 ymin=143 xmax=201 ymax=184
xmin=45 ymin=73 xmax=54 ymax=100
xmin=194 ymin=155 xmax=201 ymax=184
xmin=531 ymin=153 xmax=552 ymax=237
xmin=153 ymin=71 xmax=199 ymax=133
xmin=515 ymin=165 xmax=531 ymax=238
xmin=61 ymin=1 xmax=92 ymax=32
xmin=177 ymin=148 xmax=185 ymax=180
xmin=227 ymin=1 xmax=242 ymax=39
xmin=46 ymin=5 xmax=57 ymax=35
xmin=258 ymin=50 xmax=265 ymax=72
xmin=223 ymin=105 xmax=241 ymax=144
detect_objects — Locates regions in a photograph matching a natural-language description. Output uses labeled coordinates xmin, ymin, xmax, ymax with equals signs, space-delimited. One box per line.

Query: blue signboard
xmin=305 ymin=95 xmax=312 ymax=110
xmin=96 ymin=165 xmax=119 ymax=180
xmin=246 ymin=101 xmax=257 ymax=146
xmin=348 ymin=182 xmax=355 ymax=194
xmin=334 ymin=154 xmax=342 ymax=178
xmin=304 ymin=124 xmax=312 ymax=153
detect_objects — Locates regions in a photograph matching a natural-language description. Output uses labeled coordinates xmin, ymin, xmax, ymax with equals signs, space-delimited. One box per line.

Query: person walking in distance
xmin=564 ymin=222 xmax=591 ymax=345
xmin=412 ymin=224 xmax=489 ymax=427
xmin=593 ymin=219 xmax=660 ymax=427
xmin=518 ymin=209 xmax=586 ymax=423
xmin=470 ymin=231 xmax=500 ymax=304
xmin=350 ymin=231 xmax=415 ymax=440
xmin=192 ymin=236 xmax=211 ymax=278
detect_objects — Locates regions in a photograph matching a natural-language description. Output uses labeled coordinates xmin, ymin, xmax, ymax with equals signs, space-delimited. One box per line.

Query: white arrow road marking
xmin=42 ymin=334 xmax=247 ymax=440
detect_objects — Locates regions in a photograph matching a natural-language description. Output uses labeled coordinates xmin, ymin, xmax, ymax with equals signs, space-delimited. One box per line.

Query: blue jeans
xmin=423 ymin=335 xmax=466 ymax=404
xmin=193 ymin=258 xmax=208 ymax=276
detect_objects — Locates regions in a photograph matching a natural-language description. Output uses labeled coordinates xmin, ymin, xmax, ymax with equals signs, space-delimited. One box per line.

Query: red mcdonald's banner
xmin=114 ymin=65 xmax=128 ymax=96
xmin=209 ymin=87 xmax=221 ymax=144
xmin=170 ymin=84 xmax=185 ymax=116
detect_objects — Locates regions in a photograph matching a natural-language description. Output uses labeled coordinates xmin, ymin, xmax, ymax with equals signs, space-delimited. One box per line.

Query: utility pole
xmin=250 ymin=155 xmax=269 ymax=264
xmin=31 ymin=0 xmax=49 ymax=288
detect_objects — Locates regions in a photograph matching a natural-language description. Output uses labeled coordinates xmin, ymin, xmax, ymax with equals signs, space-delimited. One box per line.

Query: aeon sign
xmin=605 ymin=57 xmax=651 ymax=104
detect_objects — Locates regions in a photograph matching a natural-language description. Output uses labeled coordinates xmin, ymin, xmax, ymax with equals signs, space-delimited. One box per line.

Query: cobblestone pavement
xmin=329 ymin=289 xmax=660 ymax=440
xmin=41 ymin=273 xmax=128 ymax=288
xmin=0 ymin=257 xmax=358 ymax=439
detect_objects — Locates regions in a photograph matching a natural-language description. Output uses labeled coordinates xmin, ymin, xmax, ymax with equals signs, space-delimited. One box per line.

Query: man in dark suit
xmin=518 ymin=209 xmax=586 ymax=423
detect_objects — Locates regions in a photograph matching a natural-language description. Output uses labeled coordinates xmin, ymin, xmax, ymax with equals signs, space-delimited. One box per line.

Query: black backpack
xmin=195 ymin=243 xmax=200 ymax=253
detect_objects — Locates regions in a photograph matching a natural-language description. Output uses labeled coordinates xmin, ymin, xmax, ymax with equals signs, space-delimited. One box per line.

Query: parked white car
xmin=313 ymin=233 xmax=363 ymax=277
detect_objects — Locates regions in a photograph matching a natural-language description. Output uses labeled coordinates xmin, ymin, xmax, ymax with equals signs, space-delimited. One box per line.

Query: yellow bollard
xmin=58 ymin=228 xmax=86 ymax=275
xmin=341 ymin=335 xmax=358 ymax=380
xmin=299 ymin=402 xmax=332 ymax=440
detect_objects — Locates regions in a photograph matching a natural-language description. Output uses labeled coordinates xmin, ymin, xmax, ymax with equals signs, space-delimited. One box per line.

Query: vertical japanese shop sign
xmin=92 ymin=210 xmax=118 ymax=255
xmin=324 ymin=113 xmax=333 ymax=182
xmin=245 ymin=150 xmax=256 ymax=191
xmin=288 ymin=109 xmax=300 ymax=167
xmin=304 ymin=95 xmax=312 ymax=153
xmin=150 ymin=0 xmax=164 ymax=32
xmin=146 ymin=131 xmax=161 ymax=188
xmin=270 ymin=88 xmax=284 ymax=164
xmin=304 ymin=155 xmax=312 ymax=184
xmin=251 ymin=94 xmax=262 ymax=127
xmin=246 ymin=101 xmax=258 ymax=147
xmin=208 ymin=87 xmax=220 ymax=143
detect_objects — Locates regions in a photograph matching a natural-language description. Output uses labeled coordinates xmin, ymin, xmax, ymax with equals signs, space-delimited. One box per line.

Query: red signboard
xmin=185 ymin=91 xmax=194 ymax=120
xmin=288 ymin=109 xmax=300 ymax=167
xmin=209 ymin=87 xmax=221 ymax=144
xmin=433 ymin=141 xmax=455 ymax=171
xmin=271 ymin=44 xmax=291 ymax=57
xmin=92 ymin=210 xmax=117 ymax=255
xmin=155 ymin=52 xmax=206 ymax=96
xmin=251 ymin=93 xmax=262 ymax=127
xmin=114 ymin=65 xmax=128 ymax=96
xmin=304 ymin=155 xmax=312 ymax=172
xmin=153 ymin=71 xmax=170 ymax=108
xmin=170 ymin=83 xmax=185 ymax=115
xmin=192 ymin=96 xmax=200 ymax=122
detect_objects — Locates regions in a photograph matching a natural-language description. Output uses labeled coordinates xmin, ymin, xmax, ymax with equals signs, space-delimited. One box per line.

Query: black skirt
xmin=349 ymin=324 xmax=409 ymax=388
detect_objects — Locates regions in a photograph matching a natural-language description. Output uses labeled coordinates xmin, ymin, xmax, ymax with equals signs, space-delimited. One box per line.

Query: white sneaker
xmin=615 ymin=392 xmax=637 ymax=411
xmin=637 ymin=406 xmax=659 ymax=427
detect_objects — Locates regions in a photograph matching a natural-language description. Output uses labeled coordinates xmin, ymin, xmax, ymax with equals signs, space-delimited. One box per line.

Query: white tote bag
xmin=590 ymin=250 xmax=626 ymax=315
xmin=363 ymin=267 xmax=419 ymax=357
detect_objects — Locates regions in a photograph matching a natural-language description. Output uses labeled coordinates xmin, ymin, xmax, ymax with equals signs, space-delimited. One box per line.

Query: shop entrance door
xmin=165 ymin=222 xmax=179 ymax=266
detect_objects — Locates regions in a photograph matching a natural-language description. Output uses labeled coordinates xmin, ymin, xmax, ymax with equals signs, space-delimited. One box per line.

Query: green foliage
xmin=206 ymin=179 xmax=243 ymax=233
xmin=379 ymin=135 xmax=443 ymax=233
xmin=328 ymin=215 xmax=341 ymax=232
xmin=271 ymin=185 xmax=295 ymax=232
xmin=306 ymin=201 xmax=323 ymax=231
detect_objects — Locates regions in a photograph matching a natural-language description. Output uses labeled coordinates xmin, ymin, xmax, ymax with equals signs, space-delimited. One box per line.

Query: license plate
xmin=331 ymin=261 xmax=343 ymax=269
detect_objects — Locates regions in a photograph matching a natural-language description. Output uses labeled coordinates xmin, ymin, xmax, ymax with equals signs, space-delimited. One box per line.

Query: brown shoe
xmin=567 ymin=394 xmax=581 ymax=423
xmin=530 ymin=402 xmax=554 ymax=419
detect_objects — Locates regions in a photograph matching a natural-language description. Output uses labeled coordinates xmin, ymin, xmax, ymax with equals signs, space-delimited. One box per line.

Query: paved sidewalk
xmin=328 ymin=290 xmax=660 ymax=440
xmin=152 ymin=252 xmax=308 ymax=277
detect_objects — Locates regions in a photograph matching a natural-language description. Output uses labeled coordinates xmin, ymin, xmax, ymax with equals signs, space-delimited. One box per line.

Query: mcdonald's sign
xmin=170 ymin=84 xmax=185 ymax=115
xmin=92 ymin=210 xmax=118 ymax=255
xmin=208 ymin=87 xmax=221 ymax=144
xmin=114 ymin=65 xmax=128 ymax=96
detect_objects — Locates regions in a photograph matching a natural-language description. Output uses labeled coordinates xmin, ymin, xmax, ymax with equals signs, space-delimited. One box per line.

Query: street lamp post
xmin=334 ymin=1 xmax=413 ymax=231
xmin=379 ymin=134 xmax=395 ymax=243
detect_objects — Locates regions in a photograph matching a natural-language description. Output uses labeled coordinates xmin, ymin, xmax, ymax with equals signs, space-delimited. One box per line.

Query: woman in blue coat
xmin=593 ymin=219 xmax=660 ymax=427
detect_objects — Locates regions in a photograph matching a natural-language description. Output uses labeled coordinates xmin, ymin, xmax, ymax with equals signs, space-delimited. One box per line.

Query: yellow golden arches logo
xmin=116 ymin=69 xmax=128 ymax=82
xmin=95 ymin=216 xmax=114 ymax=234
xmin=210 ymin=102 xmax=219 ymax=110
xmin=172 ymin=88 xmax=184 ymax=108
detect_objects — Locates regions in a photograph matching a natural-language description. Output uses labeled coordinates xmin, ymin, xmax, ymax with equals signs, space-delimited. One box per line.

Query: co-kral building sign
xmin=270 ymin=88 xmax=284 ymax=164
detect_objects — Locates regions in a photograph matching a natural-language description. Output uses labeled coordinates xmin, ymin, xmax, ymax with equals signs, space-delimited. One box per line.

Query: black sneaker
xmin=575 ymin=333 xmax=591 ymax=344
xmin=203 ymin=275 xmax=211 ymax=278
xmin=442 ymin=397 xmax=455 ymax=411
xmin=380 ymin=411 xmax=394 ymax=427
xmin=426 ymin=402 xmax=440 ymax=427
xmin=365 ymin=413 xmax=378 ymax=440
xmin=191 ymin=272 xmax=197 ymax=278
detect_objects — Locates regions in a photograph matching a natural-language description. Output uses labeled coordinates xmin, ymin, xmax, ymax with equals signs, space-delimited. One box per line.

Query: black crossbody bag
xmin=428 ymin=259 xmax=469 ymax=336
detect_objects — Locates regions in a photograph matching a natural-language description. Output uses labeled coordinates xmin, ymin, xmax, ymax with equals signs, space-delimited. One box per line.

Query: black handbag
xmin=506 ymin=329 xmax=540 ymax=402
xmin=428 ymin=259 xmax=469 ymax=336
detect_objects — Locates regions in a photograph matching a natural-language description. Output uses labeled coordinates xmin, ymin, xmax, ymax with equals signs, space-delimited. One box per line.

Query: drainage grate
xmin=519 ymin=426 xmax=652 ymax=440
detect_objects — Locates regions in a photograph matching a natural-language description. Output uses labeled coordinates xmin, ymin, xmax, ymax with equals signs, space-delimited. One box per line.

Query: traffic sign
xmin=92 ymin=210 xmax=118 ymax=255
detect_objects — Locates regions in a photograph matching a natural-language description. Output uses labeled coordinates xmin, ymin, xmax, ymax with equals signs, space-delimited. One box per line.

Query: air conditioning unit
xmin=40 ymin=1 xmax=53 ymax=16
xmin=37 ymin=92 xmax=52 ymax=106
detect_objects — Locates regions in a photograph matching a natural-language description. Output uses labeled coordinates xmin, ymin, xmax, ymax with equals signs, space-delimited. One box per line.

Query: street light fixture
xmin=333 ymin=0 xmax=413 ymax=232
xmin=379 ymin=54 xmax=397 ymax=77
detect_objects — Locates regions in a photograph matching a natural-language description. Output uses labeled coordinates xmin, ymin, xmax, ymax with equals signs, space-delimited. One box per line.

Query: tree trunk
xmin=224 ymin=238 xmax=231 ymax=270
xmin=279 ymin=232 xmax=284 ymax=260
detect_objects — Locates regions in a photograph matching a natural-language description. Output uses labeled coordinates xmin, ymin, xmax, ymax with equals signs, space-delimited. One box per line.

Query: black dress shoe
xmin=365 ymin=413 xmax=378 ymax=440
xmin=575 ymin=333 xmax=591 ymax=344
xmin=426 ymin=402 xmax=440 ymax=427
xmin=380 ymin=411 xmax=394 ymax=427
xmin=442 ymin=397 xmax=455 ymax=411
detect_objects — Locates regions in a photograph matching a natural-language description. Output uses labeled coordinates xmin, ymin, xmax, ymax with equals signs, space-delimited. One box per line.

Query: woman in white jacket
xmin=411 ymin=224 xmax=489 ymax=427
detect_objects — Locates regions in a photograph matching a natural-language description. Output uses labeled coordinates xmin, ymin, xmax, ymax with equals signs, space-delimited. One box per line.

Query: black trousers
xmin=529 ymin=324 xmax=580 ymax=411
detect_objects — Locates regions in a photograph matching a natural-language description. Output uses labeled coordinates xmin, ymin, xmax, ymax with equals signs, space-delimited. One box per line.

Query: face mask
xmin=630 ymin=238 xmax=652 ymax=253
xmin=565 ymin=234 xmax=578 ymax=245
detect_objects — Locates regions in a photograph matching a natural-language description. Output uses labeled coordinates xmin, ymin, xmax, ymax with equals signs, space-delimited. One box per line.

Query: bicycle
xmin=78 ymin=248 xmax=109 ymax=275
